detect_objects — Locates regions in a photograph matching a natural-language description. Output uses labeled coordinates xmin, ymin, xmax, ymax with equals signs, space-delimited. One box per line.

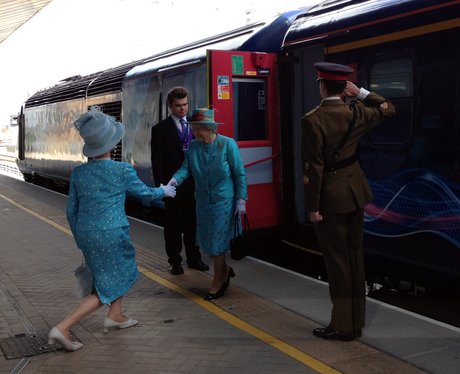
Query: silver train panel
xmin=122 ymin=63 xmax=207 ymax=187
xmin=239 ymin=147 xmax=273 ymax=185
xmin=20 ymin=93 xmax=121 ymax=180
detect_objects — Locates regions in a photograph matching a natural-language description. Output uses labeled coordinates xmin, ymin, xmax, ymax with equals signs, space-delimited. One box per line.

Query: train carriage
xmin=17 ymin=9 xmax=305 ymax=227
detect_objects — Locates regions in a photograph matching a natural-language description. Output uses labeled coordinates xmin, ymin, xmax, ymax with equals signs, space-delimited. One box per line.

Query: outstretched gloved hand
xmin=160 ymin=184 xmax=176 ymax=198
xmin=167 ymin=178 xmax=178 ymax=187
xmin=235 ymin=198 xmax=246 ymax=214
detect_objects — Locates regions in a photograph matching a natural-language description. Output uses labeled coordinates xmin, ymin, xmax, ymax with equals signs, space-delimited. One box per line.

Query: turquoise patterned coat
xmin=67 ymin=159 xmax=165 ymax=304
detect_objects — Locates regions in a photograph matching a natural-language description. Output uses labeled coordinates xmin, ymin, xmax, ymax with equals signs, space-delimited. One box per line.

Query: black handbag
xmin=230 ymin=213 xmax=254 ymax=260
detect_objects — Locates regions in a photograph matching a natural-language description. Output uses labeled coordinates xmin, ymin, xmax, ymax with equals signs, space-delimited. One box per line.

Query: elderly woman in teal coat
xmin=47 ymin=107 xmax=176 ymax=351
xmin=168 ymin=108 xmax=248 ymax=300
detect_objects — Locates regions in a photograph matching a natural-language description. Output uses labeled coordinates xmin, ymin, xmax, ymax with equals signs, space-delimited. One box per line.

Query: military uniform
xmin=301 ymin=62 xmax=395 ymax=339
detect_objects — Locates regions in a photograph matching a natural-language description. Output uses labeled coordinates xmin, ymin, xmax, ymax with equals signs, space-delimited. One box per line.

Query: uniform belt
xmin=324 ymin=154 xmax=357 ymax=173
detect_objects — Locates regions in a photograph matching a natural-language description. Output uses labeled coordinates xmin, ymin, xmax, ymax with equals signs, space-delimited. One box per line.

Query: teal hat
xmin=74 ymin=106 xmax=125 ymax=157
xmin=188 ymin=108 xmax=223 ymax=125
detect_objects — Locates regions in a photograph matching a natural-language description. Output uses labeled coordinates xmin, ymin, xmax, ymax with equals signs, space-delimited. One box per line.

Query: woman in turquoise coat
xmin=47 ymin=107 xmax=176 ymax=351
xmin=169 ymin=108 xmax=248 ymax=300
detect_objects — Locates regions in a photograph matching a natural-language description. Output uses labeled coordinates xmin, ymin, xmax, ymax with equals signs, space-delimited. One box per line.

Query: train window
xmin=370 ymin=59 xmax=413 ymax=98
xmin=366 ymin=59 xmax=413 ymax=144
xmin=233 ymin=78 xmax=267 ymax=141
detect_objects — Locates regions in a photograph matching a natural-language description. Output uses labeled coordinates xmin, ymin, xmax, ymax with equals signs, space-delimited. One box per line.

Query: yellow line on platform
xmin=139 ymin=266 xmax=341 ymax=374
xmin=0 ymin=193 xmax=341 ymax=374
xmin=0 ymin=193 xmax=72 ymax=236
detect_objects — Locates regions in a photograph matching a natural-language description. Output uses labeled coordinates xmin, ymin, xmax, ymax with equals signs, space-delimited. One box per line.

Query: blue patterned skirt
xmin=196 ymin=199 xmax=239 ymax=256
xmin=74 ymin=226 xmax=139 ymax=305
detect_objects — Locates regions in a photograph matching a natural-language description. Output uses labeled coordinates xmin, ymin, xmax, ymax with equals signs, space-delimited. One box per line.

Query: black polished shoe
xmin=223 ymin=267 xmax=235 ymax=290
xmin=170 ymin=263 xmax=184 ymax=275
xmin=187 ymin=260 xmax=209 ymax=271
xmin=312 ymin=326 xmax=361 ymax=341
xmin=203 ymin=285 xmax=225 ymax=301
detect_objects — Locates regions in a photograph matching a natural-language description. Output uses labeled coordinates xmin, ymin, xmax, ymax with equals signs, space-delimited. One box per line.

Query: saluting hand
xmin=343 ymin=81 xmax=360 ymax=98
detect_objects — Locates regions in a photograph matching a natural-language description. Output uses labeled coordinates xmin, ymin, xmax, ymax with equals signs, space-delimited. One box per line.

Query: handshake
xmin=160 ymin=178 xmax=179 ymax=198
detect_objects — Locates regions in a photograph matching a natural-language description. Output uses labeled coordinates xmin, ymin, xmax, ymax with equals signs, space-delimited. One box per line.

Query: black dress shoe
xmin=170 ymin=263 xmax=184 ymax=275
xmin=187 ymin=260 xmax=209 ymax=271
xmin=312 ymin=326 xmax=361 ymax=341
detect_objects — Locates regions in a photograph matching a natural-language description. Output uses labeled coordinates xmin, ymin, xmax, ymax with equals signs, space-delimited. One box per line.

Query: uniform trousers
xmin=314 ymin=208 xmax=366 ymax=332
xmin=164 ymin=194 xmax=201 ymax=265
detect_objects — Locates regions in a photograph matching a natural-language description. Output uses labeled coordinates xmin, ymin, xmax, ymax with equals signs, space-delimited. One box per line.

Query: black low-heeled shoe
xmin=203 ymin=285 xmax=226 ymax=301
xmin=313 ymin=326 xmax=361 ymax=341
xmin=223 ymin=267 xmax=235 ymax=290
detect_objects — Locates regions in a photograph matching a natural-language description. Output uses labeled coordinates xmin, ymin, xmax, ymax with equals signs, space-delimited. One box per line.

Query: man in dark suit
xmin=301 ymin=62 xmax=395 ymax=340
xmin=151 ymin=87 xmax=209 ymax=275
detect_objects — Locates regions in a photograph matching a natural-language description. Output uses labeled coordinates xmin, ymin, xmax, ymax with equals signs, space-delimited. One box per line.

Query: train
xmin=16 ymin=0 xmax=460 ymax=293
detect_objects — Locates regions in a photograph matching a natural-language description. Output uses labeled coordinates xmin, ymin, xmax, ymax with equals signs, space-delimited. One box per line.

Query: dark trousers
xmin=164 ymin=195 xmax=201 ymax=265
xmin=314 ymin=208 xmax=366 ymax=332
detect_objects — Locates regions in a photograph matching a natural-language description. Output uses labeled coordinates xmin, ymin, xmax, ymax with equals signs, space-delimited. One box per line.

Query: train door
xmin=207 ymin=50 xmax=281 ymax=228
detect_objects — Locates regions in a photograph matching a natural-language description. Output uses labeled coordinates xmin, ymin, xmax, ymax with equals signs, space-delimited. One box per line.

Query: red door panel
xmin=208 ymin=50 xmax=281 ymax=228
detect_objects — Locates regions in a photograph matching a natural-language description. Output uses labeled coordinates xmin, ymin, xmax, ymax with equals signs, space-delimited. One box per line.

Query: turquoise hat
xmin=74 ymin=106 xmax=125 ymax=157
xmin=188 ymin=108 xmax=223 ymax=125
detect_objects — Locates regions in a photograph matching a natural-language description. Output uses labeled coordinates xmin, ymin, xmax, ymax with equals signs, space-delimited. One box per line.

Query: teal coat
xmin=173 ymin=134 xmax=247 ymax=205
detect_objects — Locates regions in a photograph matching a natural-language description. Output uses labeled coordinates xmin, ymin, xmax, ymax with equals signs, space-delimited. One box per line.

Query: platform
xmin=0 ymin=174 xmax=459 ymax=373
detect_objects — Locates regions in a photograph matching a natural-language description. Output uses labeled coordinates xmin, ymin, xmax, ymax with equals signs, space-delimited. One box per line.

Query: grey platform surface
xmin=1 ymin=174 xmax=459 ymax=373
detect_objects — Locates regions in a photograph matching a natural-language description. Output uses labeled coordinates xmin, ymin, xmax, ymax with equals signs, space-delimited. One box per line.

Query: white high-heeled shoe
xmin=48 ymin=327 xmax=83 ymax=351
xmin=103 ymin=317 xmax=138 ymax=333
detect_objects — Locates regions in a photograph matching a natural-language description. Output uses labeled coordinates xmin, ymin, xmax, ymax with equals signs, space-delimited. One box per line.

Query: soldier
xmin=301 ymin=62 xmax=395 ymax=340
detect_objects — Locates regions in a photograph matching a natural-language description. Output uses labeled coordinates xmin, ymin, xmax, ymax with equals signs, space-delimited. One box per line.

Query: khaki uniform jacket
xmin=301 ymin=93 xmax=396 ymax=214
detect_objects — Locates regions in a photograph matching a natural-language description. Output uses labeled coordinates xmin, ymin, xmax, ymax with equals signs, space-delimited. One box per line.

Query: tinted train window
xmin=233 ymin=78 xmax=267 ymax=141
xmin=370 ymin=59 xmax=413 ymax=97
xmin=367 ymin=59 xmax=413 ymax=144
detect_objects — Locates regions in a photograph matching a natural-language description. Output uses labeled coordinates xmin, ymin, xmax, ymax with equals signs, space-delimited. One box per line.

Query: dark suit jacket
xmin=151 ymin=116 xmax=194 ymax=197
xmin=301 ymin=93 xmax=396 ymax=214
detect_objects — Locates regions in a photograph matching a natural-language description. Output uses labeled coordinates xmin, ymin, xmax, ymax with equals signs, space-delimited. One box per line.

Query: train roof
xmin=127 ymin=11 xmax=300 ymax=79
xmin=25 ymin=9 xmax=307 ymax=108
xmin=282 ymin=0 xmax=460 ymax=50
xmin=24 ymin=59 xmax=145 ymax=109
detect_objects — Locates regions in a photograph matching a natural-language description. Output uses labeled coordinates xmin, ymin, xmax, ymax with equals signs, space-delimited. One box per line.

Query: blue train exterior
xmin=281 ymin=0 xmax=460 ymax=290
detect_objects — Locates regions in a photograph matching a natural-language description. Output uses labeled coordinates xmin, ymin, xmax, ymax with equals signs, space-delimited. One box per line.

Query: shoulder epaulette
xmin=305 ymin=106 xmax=319 ymax=117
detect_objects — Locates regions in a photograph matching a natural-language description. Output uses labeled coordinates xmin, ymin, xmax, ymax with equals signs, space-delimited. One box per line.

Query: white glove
xmin=160 ymin=184 xmax=176 ymax=198
xmin=236 ymin=198 xmax=246 ymax=214
xmin=167 ymin=178 xmax=178 ymax=187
